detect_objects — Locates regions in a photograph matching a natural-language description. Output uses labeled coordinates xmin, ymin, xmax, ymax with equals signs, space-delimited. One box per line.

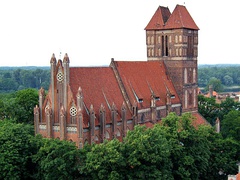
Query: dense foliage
xmin=0 ymin=63 xmax=239 ymax=179
xmin=0 ymin=88 xmax=38 ymax=124
xmin=0 ymin=64 xmax=240 ymax=93
xmin=0 ymin=67 xmax=50 ymax=93
xmin=198 ymin=65 xmax=240 ymax=92
xmin=0 ymin=112 xmax=239 ymax=179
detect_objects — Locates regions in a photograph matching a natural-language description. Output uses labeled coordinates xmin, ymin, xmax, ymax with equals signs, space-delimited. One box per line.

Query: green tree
xmin=198 ymin=95 xmax=219 ymax=125
xmin=161 ymin=113 xmax=211 ymax=180
xmin=218 ymin=97 xmax=240 ymax=121
xmin=14 ymin=88 xmax=39 ymax=124
xmin=0 ymin=120 xmax=36 ymax=179
xmin=221 ymin=110 xmax=240 ymax=141
xmin=223 ymin=75 xmax=233 ymax=86
xmin=33 ymin=138 xmax=80 ymax=180
xmin=204 ymin=134 xmax=240 ymax=180
xmin=0 ymin=93 xmax=17 ymax=120
xmin=206 ymin=77 xmax=223 ymax=92
xmin=0 ymin=77 xmax=18 ymax=92
xmin=124 ymin=125 xmax=172 ymax=179
xmin=82 ymin=139 xmax=127 ymax=179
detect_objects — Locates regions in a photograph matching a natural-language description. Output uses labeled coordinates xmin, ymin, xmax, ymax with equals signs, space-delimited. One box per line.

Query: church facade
xmin=34 ymin=4 xmax=206 ymax=148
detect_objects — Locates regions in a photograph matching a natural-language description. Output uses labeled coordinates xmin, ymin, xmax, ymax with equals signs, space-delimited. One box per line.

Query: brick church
xmin=34 ymin=4 xmax=206 ymax=148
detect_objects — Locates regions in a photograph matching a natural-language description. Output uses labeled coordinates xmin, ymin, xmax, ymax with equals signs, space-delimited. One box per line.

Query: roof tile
xmin=145 ymin=4 xmax=199 ymax=30
xmin=69 ymin=67 xmax=132 ymax=126
xmin=114 ymin=60 xmax=181 ymax=109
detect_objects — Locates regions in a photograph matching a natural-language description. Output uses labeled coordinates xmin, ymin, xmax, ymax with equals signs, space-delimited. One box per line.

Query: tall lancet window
xmin=184 ymin=68 xmax=188 ymax=84
xmin=151 ymin=36 xmax=154 ymax=44
xmin=161 ymin=35 xmax=169 ymax=56
xmin=193 ymin=68 xmax=196 ymax=83
xmin=148 ymin=48 xmax=151 ymax=57
xmin=185 ymin=90 xmax=188 ymax=108
xmin=151 ymin=48 xmax=154 ymax=56
xmin=188 ymin=91 xmax=193 ymax=106
xmin=165 ymin=35 xmax=168 ymax=56
xmin=161 ymin=35 xmax=164 ymax=56
xmin=147 ymin=36 xmax=150 ymax=45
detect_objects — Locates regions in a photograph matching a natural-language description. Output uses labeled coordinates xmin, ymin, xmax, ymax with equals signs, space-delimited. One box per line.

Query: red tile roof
xmin=192 ymin=112 xmax=210 ymax=126
xmin=145 ymin=6 xmax=171 ymax=30
xmin=205 ymin=91 xmax=218 ymax=98
xmin=145 ymin=4 xmax=199 ymax=30
xmin=165 ymin=5 xmax=199 ymax=30
xmin=69 ymin=67 xmax=132 ymax=126
xmin=113 ymin=60 xmax=180 ymax=109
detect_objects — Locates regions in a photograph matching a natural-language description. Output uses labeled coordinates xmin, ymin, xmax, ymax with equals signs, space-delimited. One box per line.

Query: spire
xmin=50 ymin=53 xmax=56 ymax=64
xmin=77 ymin=87 xmax=83 ymax=98
xmin=60 ymin=105 xmax=65 ymax=116
xmin=121 ymin=102 xmax=126 ymax=110
xmin=39 ymin=87 xmax=45 ymax=96
xmin=34 ymin=105 xmax=39 ymax=114
xmin=63 ymin=53 xmax=70 ymax=63
xmin=100 ymin=103 xmax=105 ymax=112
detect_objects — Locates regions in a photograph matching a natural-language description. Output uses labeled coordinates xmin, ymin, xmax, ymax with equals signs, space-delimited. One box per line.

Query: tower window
xmin=151 ymin=48 xmax=154 ymax=56
xmin=188 ymin=91 xmax=193 ymax=106
xmin=184 ymin=68 xmax=187 ymax=84
xmin=161 ymin=35 xmax=168 ymax=57
xmin=165 ymin=35 xmax=168 ymax=56
xmin=148 ymin=48 xmax=151 ymax=56
xmin=151 ymin=36 xmax=154 ymax=44
xmin=187 ymin=36 xmax=194 ymax=57
xmin=161 ymin=35 xmax=164 ymax=56
xmin=193 ymin=68 xmax=196 ymax=83
xmin=175 ymin=35 xmax=178 ymax=43
xmin=179 ymin=35 xmax=182 ymax=42
xmin=147 ymin=36 xmax=150 ymax=45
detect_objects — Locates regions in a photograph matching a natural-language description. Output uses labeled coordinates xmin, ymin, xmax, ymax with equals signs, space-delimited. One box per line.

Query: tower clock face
xmin=57 ymin=72 xmax=64 ymax=82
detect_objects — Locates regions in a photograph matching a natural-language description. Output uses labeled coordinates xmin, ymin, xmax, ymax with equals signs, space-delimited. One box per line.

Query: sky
xmin=0 ymin=0 xmax=239 ymax=66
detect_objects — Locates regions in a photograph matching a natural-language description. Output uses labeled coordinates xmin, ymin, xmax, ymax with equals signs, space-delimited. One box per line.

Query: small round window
xmin=70 ymin=106 xmax=77 ymax=117
xmin=57 ymin=72 xmax=64 ymax=82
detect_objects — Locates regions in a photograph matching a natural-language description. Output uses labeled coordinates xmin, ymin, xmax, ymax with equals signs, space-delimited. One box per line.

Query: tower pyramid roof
xmin=145 ymin=4 xmax=199 ymax=30
xmin=145 ymin=6 xmax=171 ymax=30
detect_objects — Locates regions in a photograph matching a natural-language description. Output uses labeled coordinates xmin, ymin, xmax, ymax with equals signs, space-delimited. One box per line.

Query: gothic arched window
xmin=184 ymin=68 xmax=188 ymax=84
xmin=193 ymin=68 xmax=196 ymax=83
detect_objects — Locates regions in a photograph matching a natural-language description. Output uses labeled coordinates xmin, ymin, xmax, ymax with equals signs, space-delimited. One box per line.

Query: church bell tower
xmin=145 ymin=5 xmax=199 ymax=112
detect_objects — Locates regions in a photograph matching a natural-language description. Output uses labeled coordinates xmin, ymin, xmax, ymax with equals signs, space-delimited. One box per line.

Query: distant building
xmin=34 ymin=4 xmax=207 ymax=148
